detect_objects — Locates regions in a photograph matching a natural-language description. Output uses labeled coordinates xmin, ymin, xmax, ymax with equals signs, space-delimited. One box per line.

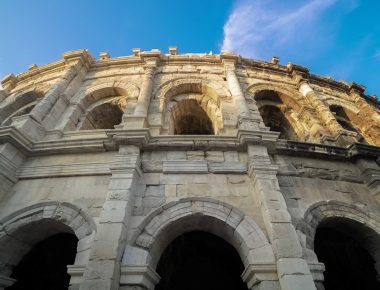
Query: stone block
xmin=206 ymin=151 xmax=225 ymax=162
xmin=224 ymin=151 xmax=239 ymax=161
xmin=279 ymin=274 xmax=316 ymax=290
xmin=144 ymin=185 xmax=164 ymax=197
xmin=273 ymin=238 xmax=303 ymax=259
xmin=166 ymin=151 xmax=186 ymax=160
xmin=160 ymin=173 xmax=208 ymax=185
xmin=139 ymin=173 xmax=160 ymax=185
xmin=186 ymin=151 xmax=205 ymax=160
xmin=164 ymin=184 xmax=177 ymax=198
xmin=277 ymin=258 xmax=310 ymax=278
xmin=163 ymin=160 xmax=208 ymax=173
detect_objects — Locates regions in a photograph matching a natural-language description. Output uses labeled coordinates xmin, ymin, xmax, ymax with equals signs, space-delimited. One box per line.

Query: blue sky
xmin=1 ymin=0 xmax=379 ymax=95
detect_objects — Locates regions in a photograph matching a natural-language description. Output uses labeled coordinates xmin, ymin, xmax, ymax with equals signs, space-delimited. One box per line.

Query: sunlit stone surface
xmin=0 ymin=48 xmax=380 ymax=290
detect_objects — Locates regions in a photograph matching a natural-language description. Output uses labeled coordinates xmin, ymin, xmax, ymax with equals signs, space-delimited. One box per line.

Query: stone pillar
xmin=349 ymin=83 xmax=380 ymax=146
xmin=247 ymin=145 xmax=316 ymax=290
xmin=30 ymin=63 xmax=79 ymax=124
xmin=79 ymin=145 xmax=141 ymax=290
xmin=221 ymin=51 xmax=259 ymax=130
xmin=5 ymin=50 xmax=92 ymax=142
xmin=134 ymin=65 xmax=156 ymax=117
xmin=30 ymin=50 xmax=92 ymax=130
xmin=0 ymin=143 xmax=25 ymax=197
xmin=298 ymin=81 xmax=342 ymax=136
xmin=125 ymin=51 xmax=160 ymax=129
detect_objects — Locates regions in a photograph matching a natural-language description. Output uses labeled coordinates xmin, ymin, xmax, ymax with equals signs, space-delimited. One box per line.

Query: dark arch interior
xmin=254 ymin=90 xmax=283 ymax=103
xmin=80 ymin=103 xmax=123 ymax=130
xmin=171 ymin=99 xmax=214 ymax=135
xmin=3 ymin=104 xmax=36 ymax=126
xmin=8 ymin=233 xmax=78 ymax=290
xmin=254 ymin=90 xmax=297 ymax=140
xmin=155 ymin=231 xmax=248 ymax=290
xmin=259 ymin=105 xmax=296 ymax=140
xmin=314 ymin=219 xmax=380 ymax=290
xmin=330 ymin=105 xmax=357 ymax=132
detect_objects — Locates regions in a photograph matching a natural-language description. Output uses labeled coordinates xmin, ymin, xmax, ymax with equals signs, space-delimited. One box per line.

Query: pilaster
xmin=79 ymin=145 xmax=142 ymax=290
xmin=126 ymin=50 xmax=160 ymax=128
xmin=0 ymin=142 xmax=26 ymax=198
xmin=31 ymin=50 xmax=92 ymax=131
xmin=289 ymin=65 xmax=338 ymax=144
xmin=247 ymin=144 xmax=316 ymax=290
xmin=348 ymin=83 xmax=380 ymax=146
xmin=221 ymin=51 xmax=260 ymax=130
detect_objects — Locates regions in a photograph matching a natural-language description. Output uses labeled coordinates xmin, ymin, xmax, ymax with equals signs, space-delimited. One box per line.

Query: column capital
xmin=1 ymin=74 xmax=18 ymax=94
xmin=348 ymin=82 xmax=366 ymax=96
xmin=143 ymin=64 xmax=157 ymax=76
xmin=287 ymin=63 xmax=309 ymax=84
xmin=141 ymin=50 xmax=161 ymax=66
xmin=62 ymin=49 xmax=94 ymax=69
xmin=220 ymin=50 xmax=240 ymax=66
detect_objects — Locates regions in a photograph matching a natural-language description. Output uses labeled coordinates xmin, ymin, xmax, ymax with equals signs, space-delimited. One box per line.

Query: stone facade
xmin=0 ymin=48 xmax=380 ymax=290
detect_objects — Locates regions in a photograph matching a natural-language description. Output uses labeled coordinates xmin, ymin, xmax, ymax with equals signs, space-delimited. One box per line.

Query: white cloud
xmin=221 ymin=0 xmax=338 ymax=59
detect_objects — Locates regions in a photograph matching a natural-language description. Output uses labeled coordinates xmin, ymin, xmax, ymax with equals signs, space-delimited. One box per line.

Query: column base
xmin=120 ymin=265 xmax=160 ymax=290
xmin=120 ymin=116 xmax=148 ymax=129
xmin=0 ymin=275 xmax=16 ymax=289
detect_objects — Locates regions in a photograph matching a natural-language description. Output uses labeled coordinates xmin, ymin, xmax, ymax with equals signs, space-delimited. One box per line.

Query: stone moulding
xmin=241 ymin=263 xmax=278 ymax=288
xmin=17 ymin=161 xmax=112 ymax=179
xmin=162 ymin=160 xmax=208 ymax=173
xmin=119 ymin=265 xmax=160 ymax=290
xmin=66 ymin=265 xmax=86 ymax=285
xmin=0 ymin=275 xmax=16 ymax=289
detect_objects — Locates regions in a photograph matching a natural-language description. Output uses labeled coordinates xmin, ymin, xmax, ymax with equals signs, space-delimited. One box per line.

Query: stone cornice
xmin=3 ymin=49 xmax=378 ymax=105
xmin=1 ymin=125 xmax=379 ymax=160
xmin=275 ymin=139 xmax=380 ymax=160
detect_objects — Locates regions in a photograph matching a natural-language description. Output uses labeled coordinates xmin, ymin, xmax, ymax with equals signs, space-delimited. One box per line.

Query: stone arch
xmin=155 ymin=78 xmax=228 ymax=135
xmin=0 ymin=90 xmax=44 ymax=125
xmin=246 ymin=83 xmax=304 ymax=110
xmin=301 ymin=200 xmax=380 ymax=250
xmin=0 ymin=202 xmax=96 ymax=286
xmin=122 ymin=198 xmax=277 ymax=289
xmin=246 ymin=83 xmax=308 ymax=141
xmin=64 ymin=81 xmax=140 ymax=130
xmin=325 ymin=99 xmax=374 ymax=143
xmin=166 ymin=95 xmax=223 ymax=134
xmin=154 ymin=77 xmax=231 ymax=111
xmin=298 ymin=200 xmax=380 ymax=288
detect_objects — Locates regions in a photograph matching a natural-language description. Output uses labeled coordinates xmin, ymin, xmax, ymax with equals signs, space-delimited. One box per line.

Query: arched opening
xmin=0 ymin=90 xmax=44 ymax=126
xmin=155 ymin=231 xmax=248 ymax=290
xmin=2 ymin=102 xmax=37 ymax=125
xmin=330 ymin=105 xmax=357 ymax=132
xmin=330 ymin=105 xmax=368 ymax=143
xmin=124 ymin=199 xmax=277 ymax=290
xmin=314 ymin=218 xmax=380 ymax=290
xmin=259 ymin=105 xmax=296 ymax=139
xmin=171 ymin=99 xmax=214 ymax=135
xmin=7 ymin=233 xmax=78 ymax=290
xmin=254 ymin=90 xmax=298 ymax=140
xmin=79 ymin=102 xmax=123 ymax=130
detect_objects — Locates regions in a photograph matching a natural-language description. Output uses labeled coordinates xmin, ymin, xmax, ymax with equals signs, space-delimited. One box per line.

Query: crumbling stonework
xmin=0 ymin=48 xmax=379 ymax=290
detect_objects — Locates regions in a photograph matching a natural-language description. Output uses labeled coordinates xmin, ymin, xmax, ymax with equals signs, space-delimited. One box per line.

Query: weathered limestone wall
xmin=0 ymin=48 xmax=379 ymax=290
